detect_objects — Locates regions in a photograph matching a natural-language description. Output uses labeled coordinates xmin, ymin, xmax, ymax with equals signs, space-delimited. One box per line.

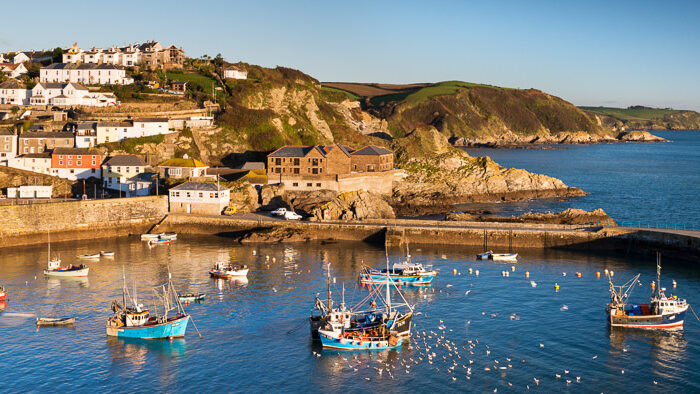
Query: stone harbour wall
xmin=0 ymin=196 xmax=168 ymax=247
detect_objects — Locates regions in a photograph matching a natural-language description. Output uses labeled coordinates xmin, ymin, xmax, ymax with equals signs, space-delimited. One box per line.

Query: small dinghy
xmin=100 ymin=251 xmax=115 ymax=257
xmin=159 ymin=233 xmax=177 ymax=241
xmin=148 ymin=239 xmax=171 ymax=246
xmin=36 ymin=317 xmax=76 ymax=326
xmin=141 ymin=233 xmax=163 ymax=241
xmin=476 ymin=250 xmax=493 ymax=260
xmin=178 ymin=293 xmax=206 ymax=303
xmin=78 ymin=253 xmax=101 ymax=259
xmin=0 ymin=286 xmax=7 ymax=301
xmin=490 ymin=253 xmax=518 ymax=262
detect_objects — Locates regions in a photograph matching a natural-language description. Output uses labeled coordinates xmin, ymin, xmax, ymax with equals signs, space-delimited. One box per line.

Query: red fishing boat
xmin=148 ymin=239 xmax=172 ymax=246
xmin=0 ymin=286 xmax=7 ymax=301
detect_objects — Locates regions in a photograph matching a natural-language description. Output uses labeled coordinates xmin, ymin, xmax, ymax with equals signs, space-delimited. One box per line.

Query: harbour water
xmin=1 ymin=236 xmax=699 ymax=392
xmin=462 ymin=130 xmax=700 ymax=226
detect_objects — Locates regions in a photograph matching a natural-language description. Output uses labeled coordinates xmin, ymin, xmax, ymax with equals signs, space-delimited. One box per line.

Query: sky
xmin=2 ymin=0 xmax=699 ymax=110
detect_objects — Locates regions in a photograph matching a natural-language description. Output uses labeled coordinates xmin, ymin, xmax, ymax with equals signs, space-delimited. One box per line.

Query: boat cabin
xmin=125 ymin=305 xmax=150 ymax=327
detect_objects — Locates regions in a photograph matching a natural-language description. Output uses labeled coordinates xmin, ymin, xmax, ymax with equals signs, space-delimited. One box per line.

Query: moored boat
xmin=606 ymin=254 xmax=689 ymax=330
xmin=148 ymin=239 xmax=171 ymax=246
xmin=36 ymin=317 xmax=76 ymax=326
xmin=78 ymin=253 xmax=101 ymax=259
xmin=44 ymin=260 xmax=89 ymax=277
xmin=360 ymin=262 xmax=437 ymax=285
xmin=318 ymin=328 xmax=402 ymax=350
xmin=141 ymin=233 xmax=164 ymax=241
xmin=476 ymin=250 xmax=493 ymax=260
xmin=0 ymin=286 xmax=6 ymax=301
xmin=490 ymin=253 xmax=518 ymax=262
xmin=178 ymin=293 xmax=206 ymax=303
xmin=107 ymin=272 xmax=191 ymax=339
xmin=209 ymin=261 xmax=248 ymax=279
xmin=100 ymin=251 xmax=115 ymax=257
xmin=159 ymin=233 xmax=177 ymax=241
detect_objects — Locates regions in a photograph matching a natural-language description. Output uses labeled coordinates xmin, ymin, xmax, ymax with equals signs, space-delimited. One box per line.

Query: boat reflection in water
xmin=46 ymin=276 xmax=90 ymax=288
xmin=608 ymin=328 xmax=688 ymax=380
xmin=0 ymin=301 xmax=6 ymax=312
xmin=215 ymin=277 xmax=249 ymax=291
xmin=107 ymin=336 xmax=187 ymax=364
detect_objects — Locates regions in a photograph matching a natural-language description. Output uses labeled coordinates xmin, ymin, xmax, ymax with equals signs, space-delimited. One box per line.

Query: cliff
xmin=581 ymin=106 xmax=700 ymax=131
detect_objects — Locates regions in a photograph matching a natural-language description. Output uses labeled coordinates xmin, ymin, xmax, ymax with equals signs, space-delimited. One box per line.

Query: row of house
xmin=0 ymin=62 xmax=28 ymax=78
xmin=0 ymin=79 xmax=117 ymax=106
xmin=40 ymin=63 xmax=134 ymax=85
xmin=62 ymin=41 xmax=185 ymax=70
xmin=0 ymin=52 xmax=31 ymax=64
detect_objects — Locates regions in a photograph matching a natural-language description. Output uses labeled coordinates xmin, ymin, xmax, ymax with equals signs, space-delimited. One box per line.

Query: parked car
xmin=283 ymin=211 xmax=302 ymax=220
xmin=271 ymin=207 xmax=287 ymax=216
xmin=223 ymin=206 xmax=237 ymax=216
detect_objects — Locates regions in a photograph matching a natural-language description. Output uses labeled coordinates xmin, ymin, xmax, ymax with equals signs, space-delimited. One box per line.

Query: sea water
xmin=1 ymin=236 xmax=698 ymax=392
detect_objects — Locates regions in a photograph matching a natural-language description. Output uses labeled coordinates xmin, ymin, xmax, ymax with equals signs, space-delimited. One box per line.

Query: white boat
xmin=159 ymin=233 xmax=177 ymax=241
xmin=100 ymin=251 xmax=115 ymax=257
xmin=44 ymin=260 xmax=89 ymax=277
xmin=476 ymin=250 xmax=493 ymax=260
xmin=37 ymin=317 xmax=76 ymax=326
xmin=141 ymin=233 xmax=164 ymax=241
xmin=78 ymin=253 xmax=101 ymax=259
xmin=490 ymin=253 xmax=518 ymax=262
xmin=209 ymin=261 xmax=249 ymax=279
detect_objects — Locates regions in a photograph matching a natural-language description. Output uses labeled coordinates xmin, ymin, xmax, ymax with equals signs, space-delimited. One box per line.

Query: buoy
xmin=610 ymin=270 xmax=614 ymax=277
xmin=453 ymin=269 xmax=457 ymax=275
xmin=252 ymin=250 xmax=257 ymax=255
xmin=266 ymin=264 xmax=270 ymax=269
xmin=672 ymin=280 xmax=677 ymax=288
xmin=651 ymin=281 xmax=655 ymax=290
xmin=562 ymin=272 xmax=567 ymax=277
xmin=475 ymin=270 xmax=480 ymax=276
xmin=307 ymin=269 xmax=311 ymax=273
xmin=505 ymin=271 xmax=510 ymax=277
xmin=468 ymin=268 xmax=473 ymax=274
xmin=576 ymin=272 xmax=581 ymax=278
xmin=511 ymin=266 xmax=515 ymax=272
xmin=596 ymin=271 xmax=601 ymax=278
xmin=554 ymin=283 xmax=560 ymax=291
xmin=525 ymin=271 xmax=530 ymax=278
xmin=604 ymin=269 xmax=609 ymax=275
xmin=272 ymin=257 xmax=276 ymax=263
xmin=266 ymin=255 xmax=270 ymax=261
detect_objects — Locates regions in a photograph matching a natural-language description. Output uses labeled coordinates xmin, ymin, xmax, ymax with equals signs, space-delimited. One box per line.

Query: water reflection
xmin=0 ymin=300 xmax=6 ymax=312
xmin=46 ymin=277 xmax=90 ymax=288
xmin=107 ymin=337 xmax=187 ymax=364
xmin=214 ymin=277 xmax=249 ymax=292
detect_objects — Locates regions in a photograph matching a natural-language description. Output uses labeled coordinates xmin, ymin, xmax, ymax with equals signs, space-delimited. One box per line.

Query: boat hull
xmin=490 ymin=254 xmax=518 ymax=261
xmin=319 ymin=330 xmax=402 ymax=350
xmin=44 ymin=267 xmax=89 ymax=277
xmin=107 ymin=315 xmax=190 ymax=339
xmin=37 ymin=317 xmax=75 ymax=326
xmin=209 ymin=269 xmax=248 ymax=279
xmin=178 ymin=295 xmax=206 ymax=302
xmin=0 ymin=292 xmax=6 ymax=301
xmin=608 ymin=309 xmax=687 ymax=330
xmin=360 ymin=272 xmax=435 ymax=285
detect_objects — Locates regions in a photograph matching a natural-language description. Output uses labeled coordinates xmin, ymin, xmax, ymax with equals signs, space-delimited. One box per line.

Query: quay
xmin=0 ymin=197 xmax=698 ymax=261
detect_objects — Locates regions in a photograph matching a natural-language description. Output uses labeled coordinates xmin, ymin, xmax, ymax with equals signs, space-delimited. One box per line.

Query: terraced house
xmin=266 ymin=144 xmax=402 ymax=194
xmin=18 ymin=131 xmax=74 ymax=154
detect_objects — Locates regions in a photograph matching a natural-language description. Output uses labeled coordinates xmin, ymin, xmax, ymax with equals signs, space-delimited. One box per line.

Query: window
xmin=209 ymin=193 xmax=214 ymax=198
xmin=59 ymin=160 xmax=63 ymax=165
xmin=91 ymin=169 xmax=95 ymax=173
xmin=117 ymin=167 xmax=121 ymax=173
xmin=275 ymin=158 xmax=281 ymax=165
xmin=68 ymin=161 xmax=72 ymax=166
xmin=198 ymin=192 xmax=203 ymax=198
xmin=292 ymin=182 xmax=298 ymax=187
xmin=70 ymin=169 xmax=75 ymax=174
xmin=77 ymin=161 xmax=81 ymax=166
xmin=312 ymin=168 xmax=318 ymax=175
xmin=316 ymin=183 xmax=321 ymax=187
xmin=92 ymin=161 xmax=96 ymax=166
xmin=186 ymin=192 xmax=191 ymax=198
xmin=307 ymin=183 xmax=312 ymax=187
xmin=293 ymin=168 xmax=299 ymax=174
xmin=175 ymin=192 xmax=180 ymax=197
xmin=135 ymin=167 xmax=140 ymax=173
xmin=293 ymin=158 xmax=300 ymax=166
xmin=274 ymin=168 xmax=280 ymax=174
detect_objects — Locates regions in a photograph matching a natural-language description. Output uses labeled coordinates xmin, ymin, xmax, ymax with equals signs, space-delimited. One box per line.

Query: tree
xmin=214 ymin=53 xmax=224 ymax=67
xmin=52 ymin=47 xmax=64 ymax=63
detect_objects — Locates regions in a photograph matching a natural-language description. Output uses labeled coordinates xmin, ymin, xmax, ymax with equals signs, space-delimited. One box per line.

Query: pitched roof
xmin=128 ymin=172 xmax=157 ymax=182
xmin=20 ymin=131 xmax=74 ymax=139
xmin=171 ymin=182 xmax=226 ymax=192
xmin=103 ymin=155 xmax=146 ymax=167
xmin=351 ymin=145 xmax=393 ymax=155
xmin=19 ymin=153 xmax=52 ymax=159
xmin=0 ymin=79 xmax=25 ymax=89
xmin=322 ymin=144 xmax=353 ymax=157
xmin=42 ymin=63 xmax=124 ymax=71
xmin=97 ymin=120 xmax=133 ymax=128
xmin=240 ymin=162 xmax=266 ymax=170
xmin=158 ymin=158 xmax=207 ymax=168
xmin=52 ymin=147 xmax=101 ymax=156
xmin=0 ymin=127 xmax=14 ymax=136
xmin=268 ymin=146 xmax=325 ymax=158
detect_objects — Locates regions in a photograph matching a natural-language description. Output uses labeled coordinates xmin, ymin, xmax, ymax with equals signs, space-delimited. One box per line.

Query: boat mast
xmin=385 ymin=248 xmax=391 ymax=314
xmin=656 ymin=252 xmax=661 ymax=298
xmin=122 ymin=267 xmax=127 ymax=309
xmin=326 ymin=263 xmax=332 ymax=311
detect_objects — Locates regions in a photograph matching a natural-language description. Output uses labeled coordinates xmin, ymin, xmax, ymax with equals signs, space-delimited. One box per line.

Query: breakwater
xmin=0 ymin=196 xmax=167 ymax=247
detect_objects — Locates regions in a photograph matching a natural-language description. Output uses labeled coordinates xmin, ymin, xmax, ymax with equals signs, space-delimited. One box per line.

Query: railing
xmin=593 ymin=220 xmax=700 ymax=231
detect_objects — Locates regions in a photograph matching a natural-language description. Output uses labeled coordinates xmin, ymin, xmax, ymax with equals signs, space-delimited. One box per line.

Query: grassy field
xmin=166 ymin=70 xmax=219 ymax=93
xmin=579 ymin=106 xmax=680 ymax=120
xmin=320 ymin=86 xmax=361 ymax=101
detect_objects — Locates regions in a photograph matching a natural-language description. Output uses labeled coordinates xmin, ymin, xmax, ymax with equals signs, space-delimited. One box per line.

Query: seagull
xmin=533 ymin=378 xmax=540 ymax=386
xmin=465 ymin=290 xmax=471 ymax=295
xmin=539 ymin=343 xmax=545 ymax=348
xmin=564 ymin=370 xmax=569 ymax=374
xmin=272 ymin=287 xmax=278 ymax=293
xmin=592 ymin=355 xmax=598 ymax=359
xmin=576 ymin=377 xmax=581 ymax=383
xmin=556 ymin=374 xmax=561 ymax=379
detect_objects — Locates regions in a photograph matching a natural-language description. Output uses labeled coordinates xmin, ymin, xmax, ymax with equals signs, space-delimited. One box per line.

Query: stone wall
xmin=270 ymin=170 xmax=403 ymax=195
xmin=0 ymin=195 xmax=168 ymax=247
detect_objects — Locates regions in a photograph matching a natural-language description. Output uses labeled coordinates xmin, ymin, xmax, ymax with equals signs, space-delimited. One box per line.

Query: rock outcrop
xmin=446 ymin=208 xmax=614 ymax=225
xmin=227 ymin=181 xmax=260 ymax=213
xmin=0 ymin=166 xmax=73 ymax=197
xmin=617 ymin=130 xmax=668 ymax=142
xmin=236 ymin=227 xmax=310 ymax=243
xmin=310 ymin=190 xmax=395 ymax=221
xmin=391 ymin=127 xmax=586 ymax=215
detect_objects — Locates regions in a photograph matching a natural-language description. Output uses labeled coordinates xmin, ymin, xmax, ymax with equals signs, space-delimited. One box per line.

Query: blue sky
xmin=2 ymin=0 xmax=699 ymax=110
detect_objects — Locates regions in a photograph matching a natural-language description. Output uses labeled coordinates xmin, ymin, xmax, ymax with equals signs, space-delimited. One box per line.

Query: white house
xmin=133 ymin=118 xmax=170 ymax=137
xmin=224 ymin=66 xmax=247 ymax=80
xmin=40 ymin=63 xmax=134 ymax=85
xmin=0 ymin=127 xmax=17 ymax=165
xmin=0 ymin=79 xmax=31 ymax=105
xmin=0 ymin=54 xmax=6 ymax=62
xmin=169 ymin=182 xmax=229 ymax=215
xmin=30 ymin=82 xmax=117 ymax=107
xmin=0 ymin=63 xmax=28 ymax=78
xmin=7 ymin=153 xmax=52 ymax=175
xmin=96 ymin=121 xmax=134 ymax=144
xmin=6 ymin=185 xmax=52 ymax=199
xmin=12 ymin=52 xmax=30 ymax=64
xmin=102 ymin=155 xmax=153 ymax=197
xmin=74 ymin=122 xmax=97 ymax=148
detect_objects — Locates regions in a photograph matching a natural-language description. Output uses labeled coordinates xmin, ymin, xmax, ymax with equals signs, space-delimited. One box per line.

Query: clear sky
xmin=2 ymin=0 xmax=699 ymax=110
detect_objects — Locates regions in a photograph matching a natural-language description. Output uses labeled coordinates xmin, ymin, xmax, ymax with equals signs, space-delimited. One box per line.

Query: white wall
xmin=7 ymin=185 xmax=52 ymax=198
xmin=134 ymin=120 xmax=169 ymax=137
xmin=169 ymin=188 xmax=229 ymax=204
xmin=7 ymin=157 xmax=52 ymax=175
xmin=53 ymin=167 xmax=101 ymax=181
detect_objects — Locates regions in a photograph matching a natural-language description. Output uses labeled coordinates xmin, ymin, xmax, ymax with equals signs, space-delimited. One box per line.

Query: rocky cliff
xmin=446 ymin=208 xmax=613 ymax=225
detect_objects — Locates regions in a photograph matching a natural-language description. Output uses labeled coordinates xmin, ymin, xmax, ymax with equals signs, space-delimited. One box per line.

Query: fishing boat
xmin=606 ymin=254 xmax=689 ymax=330
xmin=159 ymin=233 xmax=177 ymax=241
xmin=178 ymin=293 xmax=206 ymax=303
xmin=78 ymin=253 xmax=101 ymax=259
xmin=100 ymin=251 xmax=115 ymax=257
xmin=44 ymin=261 xmax=89 ymax=277
xmin=141 ymin=233 xmax=164 ymax=241
xmin=209 ymin=261 xmax=248 ymax=279
xmin=148 ymin=239 xmax=171 ymax=246
xmin=360 ymin=243 xmax=437 ymax=285
xmin=107 ymin=272 xmax=190 ymax=339
xmin=0 ymin=286 xmax=6 ymax=301
xmin=476 ymin=250 xmax=493 ymax=260
xmin=36 ymin=317 xmax=76 ymax=326
xmin=490 ymin=253 xmax=518 ymax=262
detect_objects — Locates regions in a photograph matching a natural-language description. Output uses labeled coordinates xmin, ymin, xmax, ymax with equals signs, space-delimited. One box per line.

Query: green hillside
xmin=580 ymin=106 xmax=700 ymax=130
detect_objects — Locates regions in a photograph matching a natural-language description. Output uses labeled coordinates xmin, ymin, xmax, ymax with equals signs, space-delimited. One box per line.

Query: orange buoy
xmin=596 ymin=271 xmax=601 ymax=278
xmin=266 ymin=264 xmax=270 ymax=269
xmin=651 ymin=281 xmax=656 ymax=290
xmin=576 ymin=272 xmax=582 ymax=278
xmin=525 ymin=271 xmax=530 ymax=278
xmin=453 ymin=269 xmax=457 ymax=275
xmin=554 ymin=283 xmax=560 ymax=291
xmin=511 ymin=266 xmax=515 ymax=272
xmin=468 ymin=268 xmax=473 ymax=274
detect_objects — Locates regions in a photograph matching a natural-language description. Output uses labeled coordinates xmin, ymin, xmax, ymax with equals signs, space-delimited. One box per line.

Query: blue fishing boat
xmin=318 ymin=328 xmax=402 ymax=350
xmin=107 ymin=271 xmax=191 ymax=339
xmin=360 ymin=262 xmax=437 ymax=285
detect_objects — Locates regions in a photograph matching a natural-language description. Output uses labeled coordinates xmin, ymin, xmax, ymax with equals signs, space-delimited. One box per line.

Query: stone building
xmin=18 ymin=131 xmax=74 ymax=154
xmin=158 ymin=157 xmax=209 ymax=179
xmin=102 ymin=155 xmax=151 ymax=196
xmin=168 ymin=182 xmax=229 ymax=215
xmin=0 ymin=127 xmax=17 ymax=164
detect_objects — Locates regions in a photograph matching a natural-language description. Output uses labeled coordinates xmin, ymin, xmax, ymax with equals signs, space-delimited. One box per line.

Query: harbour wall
xmin=0 ymin=196 xmax=168 ymax=247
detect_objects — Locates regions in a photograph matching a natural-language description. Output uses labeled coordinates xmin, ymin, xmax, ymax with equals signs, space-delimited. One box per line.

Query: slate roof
xmin=133 ymin=117 xmax=168 ymax=123
xmin=19 ymin=153 xmax=52 ymax=159
xmin=97 ymin=121 xmax=133 ymax=128
xmin=351 ymin=145 xmax=393 ymax=155
xmin=52 ymin=147 xmax=101 ymax=156
xmin=20 ymin=131 xmax=74 ymax=139
xmin=43 ymin=63 xmax=125 ymax=71
xmin=171 ymin=182 xmax=226 ymax=192
xmin=34 ymin=82 xmax=88 ymax=91
xmin=103 ymin=155 xmax=146 ymax=167
xmin=159 ymin=158 xmax=207 ymax=168
xmin=0 ymin=79 xmax=25 ymax=89
xmin=128 ymin=172 xmax=157 ymax=183
xmin=268 ymin=146 xmax=325 ymax=158
xmin=240 ymin=162 xmax=266 ymax=170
